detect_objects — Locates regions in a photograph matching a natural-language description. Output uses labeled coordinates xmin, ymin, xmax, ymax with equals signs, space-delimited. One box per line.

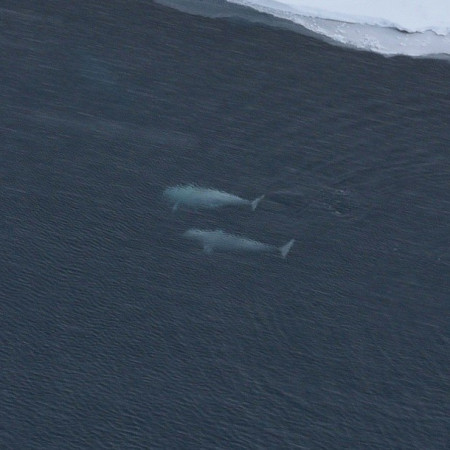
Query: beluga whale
xmin=183 ymin=229 xmax=295 ymax=259
xmin=163 ymin=185 xmax=265 ymax=212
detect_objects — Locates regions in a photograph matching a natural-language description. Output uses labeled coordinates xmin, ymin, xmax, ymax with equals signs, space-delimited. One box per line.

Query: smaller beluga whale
xmin=183 ymin=229 xmax=295 ymax=259
xmin=163 ymin=185 xmax=265 ymax=212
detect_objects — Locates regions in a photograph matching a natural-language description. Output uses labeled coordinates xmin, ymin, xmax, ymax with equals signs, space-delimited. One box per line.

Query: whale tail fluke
xmin=251 ymin=194 xmax=265 ymax=211
xmin=280 ymin=239 xmax=295 ymax=259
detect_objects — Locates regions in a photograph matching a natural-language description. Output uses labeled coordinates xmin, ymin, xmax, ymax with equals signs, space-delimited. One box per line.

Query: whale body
xmin=183 ymin=229 xmax=295 ymax=258
xmin=163 ymin=185 xmax=264 ymax=211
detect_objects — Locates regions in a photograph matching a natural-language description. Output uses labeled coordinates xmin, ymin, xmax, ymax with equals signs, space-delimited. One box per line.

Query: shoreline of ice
xmin=155 ymin=0 xmax=450 ymax=58
xmin=228 ymin=0 xmax=450 ymax=57
xmin=228 ymin=0 xmax=450 ymax=35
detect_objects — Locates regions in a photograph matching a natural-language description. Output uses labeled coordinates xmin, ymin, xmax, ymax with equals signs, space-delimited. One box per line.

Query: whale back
xmin=184 ymin=229 xmax=272 ymax=253
xmin=164 ymin=185 xmax=245 ymax=209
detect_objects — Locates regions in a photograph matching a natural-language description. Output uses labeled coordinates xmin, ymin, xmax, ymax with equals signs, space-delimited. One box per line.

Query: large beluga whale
xmin=183 ymin=229 xmax=295 ymax=259
xmin=163 ymin=185 xmax=265 ymax=212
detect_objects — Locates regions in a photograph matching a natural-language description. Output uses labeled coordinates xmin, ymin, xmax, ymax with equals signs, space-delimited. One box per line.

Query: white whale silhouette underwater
xmin=164 ymin=185 xmax=295 ymax=259
xmin=183 ymin=229 xmax=295 ymax=259
xmin=163 ymin=185 xmax=265 ymax=212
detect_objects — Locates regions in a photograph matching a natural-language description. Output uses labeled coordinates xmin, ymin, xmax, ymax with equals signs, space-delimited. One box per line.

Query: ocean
xmin=1 ymin=1 xmax=449 ymax=448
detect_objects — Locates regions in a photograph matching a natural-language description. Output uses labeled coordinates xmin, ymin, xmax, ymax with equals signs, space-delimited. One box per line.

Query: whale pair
xmin=164 ymin=185 xmax=295 ymax=258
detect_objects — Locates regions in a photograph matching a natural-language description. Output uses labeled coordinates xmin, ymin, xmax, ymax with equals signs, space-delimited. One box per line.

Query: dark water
xmin=1 ymin=1 xmax=449 ymax=448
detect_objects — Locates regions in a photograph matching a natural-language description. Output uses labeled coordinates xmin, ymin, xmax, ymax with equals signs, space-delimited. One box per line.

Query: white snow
xmin=227 ymin=0 xmax=450 ymax=56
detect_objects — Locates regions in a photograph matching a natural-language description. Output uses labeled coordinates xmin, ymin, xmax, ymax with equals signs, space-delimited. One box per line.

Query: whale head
xmin=183 ymin=229 xmax=224 ymax=242
xmin=183 ymin=228 xmax=204 ymax=240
